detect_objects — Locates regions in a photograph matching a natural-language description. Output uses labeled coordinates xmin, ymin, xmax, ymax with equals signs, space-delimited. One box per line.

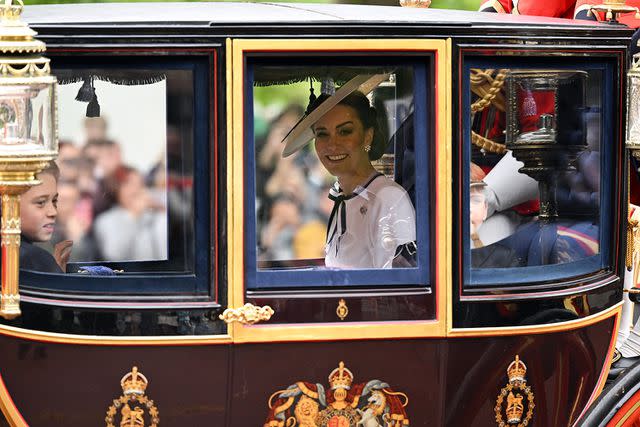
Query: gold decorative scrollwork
xmin=627 ymin=206 xmax=640 ymax=270
xmin=219 ymin=303 xmax=274 ymax=325
xmin=0 ymin=60 xmax=50 ymax=77
xmin=399 ymin=0 xmax=431 ymax=7
xmin=105 ymin=367 xmax=159 ymax=427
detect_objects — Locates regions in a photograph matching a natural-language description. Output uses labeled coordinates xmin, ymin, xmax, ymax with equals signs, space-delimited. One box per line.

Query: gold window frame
xmin=227 ymin=38 xmax=452 ymax=343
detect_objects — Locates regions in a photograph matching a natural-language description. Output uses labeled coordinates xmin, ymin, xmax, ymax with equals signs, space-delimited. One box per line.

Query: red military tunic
xmin=480 ymin=0 xmax=640 ymax=27
xmin=479 ymin=0 xmax=577 ymax=18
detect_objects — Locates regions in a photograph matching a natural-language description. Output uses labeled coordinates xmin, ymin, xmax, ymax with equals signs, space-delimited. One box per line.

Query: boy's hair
xmin=38 ymin=161 xmax=60 ymax=181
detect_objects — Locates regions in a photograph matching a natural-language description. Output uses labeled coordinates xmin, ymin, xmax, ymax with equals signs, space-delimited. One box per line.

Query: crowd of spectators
xmin=52 ymin=117 xmax=168 ymax=266
xmin=255 ymin=103 xmax=335 ymax=265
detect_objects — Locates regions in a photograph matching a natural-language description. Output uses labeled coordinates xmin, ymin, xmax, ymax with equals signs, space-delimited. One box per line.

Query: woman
xmin=285 ymin=86 xmax=416 ymax=269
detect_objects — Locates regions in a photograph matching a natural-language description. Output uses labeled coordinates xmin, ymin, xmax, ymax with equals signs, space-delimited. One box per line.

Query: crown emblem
xmin=507 ymin=355 xmax=527 ymax=384
xmin=328 ymin=361 xmax=354 ymax=390
xmin=121 ymin=366 xmax=148 ymax=395
xmin=495 ymin=355 xmax=534 ymax=427
xmin=106 ymin=367 xmax=159 ymax=427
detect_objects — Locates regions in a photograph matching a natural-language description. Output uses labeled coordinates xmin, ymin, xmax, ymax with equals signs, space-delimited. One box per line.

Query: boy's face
xmin=20 ymin=173 xmax=58 ymax=242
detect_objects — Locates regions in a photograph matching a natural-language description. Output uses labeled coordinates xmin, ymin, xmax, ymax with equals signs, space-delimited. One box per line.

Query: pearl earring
xmin=363 ymin=145 xmax=371 ymax=153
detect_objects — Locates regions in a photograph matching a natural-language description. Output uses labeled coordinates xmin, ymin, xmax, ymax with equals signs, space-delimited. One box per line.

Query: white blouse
xmin=325 ymin=173 xmax=416 ymax=269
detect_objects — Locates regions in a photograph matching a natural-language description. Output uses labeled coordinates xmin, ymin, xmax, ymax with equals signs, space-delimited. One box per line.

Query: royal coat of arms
xmin=264 ymin=361 xmax=410 ymax=427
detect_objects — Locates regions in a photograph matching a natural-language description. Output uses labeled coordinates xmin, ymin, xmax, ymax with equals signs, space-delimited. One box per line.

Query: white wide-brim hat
xmin=281 ymin=73 xmax=390 ymax=158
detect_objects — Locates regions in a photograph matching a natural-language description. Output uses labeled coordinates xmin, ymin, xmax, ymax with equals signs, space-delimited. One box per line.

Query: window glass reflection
xmin=469 ymin=68 xmax=601 ymax=278
xmin=253 ymin=66 xmax=418 ymax=271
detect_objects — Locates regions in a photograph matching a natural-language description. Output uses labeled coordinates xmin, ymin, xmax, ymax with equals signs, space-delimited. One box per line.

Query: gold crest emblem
xmin=495 ymin=355 xmax=535 ymax=427
xmin=336 ymin=299 xmax=349 ymax=321
xmin=264 ymin=361 xmax=410 ymax=427
xmin=105 ymin=367 xmax=160 ymax=427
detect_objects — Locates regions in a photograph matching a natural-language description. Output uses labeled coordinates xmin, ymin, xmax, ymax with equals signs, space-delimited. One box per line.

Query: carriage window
xmin=15 ymin=57 xmax=213 ymax=299
xmin=247 ymin=59 xmax=430 ymax=289
xmin=466 ymin=65 xmax=612 ymax=287
xmin=26 ymin=68 xmax=193 ymax=271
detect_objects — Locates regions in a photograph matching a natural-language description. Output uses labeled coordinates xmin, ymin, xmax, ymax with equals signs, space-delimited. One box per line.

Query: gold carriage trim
xmin=495 ymin=355 xmax=535 ymax=427
xmin=105 ymin=367 xmax=160 ymax=427
xmin=219 ymin=303 xmax=274 ymax=325
xmin=627 ymin=205 xmax=640 ymax=270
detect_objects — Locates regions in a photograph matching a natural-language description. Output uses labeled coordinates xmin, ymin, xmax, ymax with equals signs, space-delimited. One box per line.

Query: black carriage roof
xmin=21 ymin=1 xmax=626 ymax=29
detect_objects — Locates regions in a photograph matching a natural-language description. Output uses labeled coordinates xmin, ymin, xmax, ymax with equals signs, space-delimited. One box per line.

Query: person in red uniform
xmin=480 ymin=0 xmax=640 ymax=27
xmin=479 ymin=0 xmax=640 ymax=376
xmin=479 ymin=0 xmax=640 ymax=206
xmin=479 ymin=0 xmax=577 ymax=18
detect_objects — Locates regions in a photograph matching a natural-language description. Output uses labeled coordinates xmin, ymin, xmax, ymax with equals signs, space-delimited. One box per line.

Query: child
xmin=19 ymin=162 xmax=73 ymax=273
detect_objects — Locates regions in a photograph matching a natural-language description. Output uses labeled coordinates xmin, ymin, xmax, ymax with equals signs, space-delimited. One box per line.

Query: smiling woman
xmin=303 ymin=90 xmax=416 ymax=269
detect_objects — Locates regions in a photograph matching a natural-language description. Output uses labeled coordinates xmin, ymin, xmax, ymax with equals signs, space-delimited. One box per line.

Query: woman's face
xmin=313 ymin=104 xmax=373 ymax=179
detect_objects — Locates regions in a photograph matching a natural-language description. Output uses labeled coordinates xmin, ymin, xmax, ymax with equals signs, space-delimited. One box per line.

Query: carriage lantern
xmin=627 ymin=53 xmax=640 ymax=159
xmin=0 ymin=0 xmax=57 ymax=319
xmin=505 ymin=70 xmax=588 ymax=220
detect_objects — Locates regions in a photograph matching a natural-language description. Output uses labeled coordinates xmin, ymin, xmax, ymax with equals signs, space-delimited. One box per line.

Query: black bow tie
xmin=327 ymin=191 xmax=347 ymax=255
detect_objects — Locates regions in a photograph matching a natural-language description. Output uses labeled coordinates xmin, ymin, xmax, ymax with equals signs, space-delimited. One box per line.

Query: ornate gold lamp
xmin=0 ymin=0 xmax=57 ymax=319
xmin=626 ymin=53 xmax=640 ymax=277
xmin=505 ymin=70 xmax=588 ymax=220
xmin=589 ymin=0 xmax=640 ymax=23
xmin=627 ymin=54 xmax=640 ymax=160
xmin=398 ymin=0 xmax=431 ymax=8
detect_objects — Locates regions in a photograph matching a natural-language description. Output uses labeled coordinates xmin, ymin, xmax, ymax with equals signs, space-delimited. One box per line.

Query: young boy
xmin=19 ymin=162 xmax=72 ymax=273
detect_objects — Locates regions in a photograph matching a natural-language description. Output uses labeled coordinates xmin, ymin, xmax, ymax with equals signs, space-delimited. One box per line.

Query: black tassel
xmin=305 ymin=78 xmax=316 ymax=115
xmin=75 ymin=77 xmax=94 ymax=102
xmin=86 ymin=93 xmax=100 ymax=117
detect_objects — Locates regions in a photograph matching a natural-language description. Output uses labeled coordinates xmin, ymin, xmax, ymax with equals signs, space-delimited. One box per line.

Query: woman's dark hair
xmin=310 ymin=90 xmax=387 ymax=161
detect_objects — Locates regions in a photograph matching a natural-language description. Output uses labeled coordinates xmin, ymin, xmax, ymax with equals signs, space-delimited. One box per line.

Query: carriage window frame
xmin=243 ymin=54 xmax=432 ymax=290
xmin=17 ymin=51 xmax=216 ymax=302
xmin=461 ymin=56 xmax=616 ymax=291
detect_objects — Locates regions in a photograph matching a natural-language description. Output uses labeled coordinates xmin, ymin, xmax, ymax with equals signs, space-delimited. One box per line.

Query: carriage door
xmin=222 ymin=38 xmax=451 ymax=424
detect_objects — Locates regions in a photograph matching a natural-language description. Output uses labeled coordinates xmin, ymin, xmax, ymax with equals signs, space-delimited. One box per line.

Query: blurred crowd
xmin=53 ymin=117 xmax=168 ymax=265
xmin=255 ymin=104 xmax=336 ymax=265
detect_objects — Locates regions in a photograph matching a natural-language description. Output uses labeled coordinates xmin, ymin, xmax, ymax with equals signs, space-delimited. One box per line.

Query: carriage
xmin=0 ymin=1 xmax=635 ymax=426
